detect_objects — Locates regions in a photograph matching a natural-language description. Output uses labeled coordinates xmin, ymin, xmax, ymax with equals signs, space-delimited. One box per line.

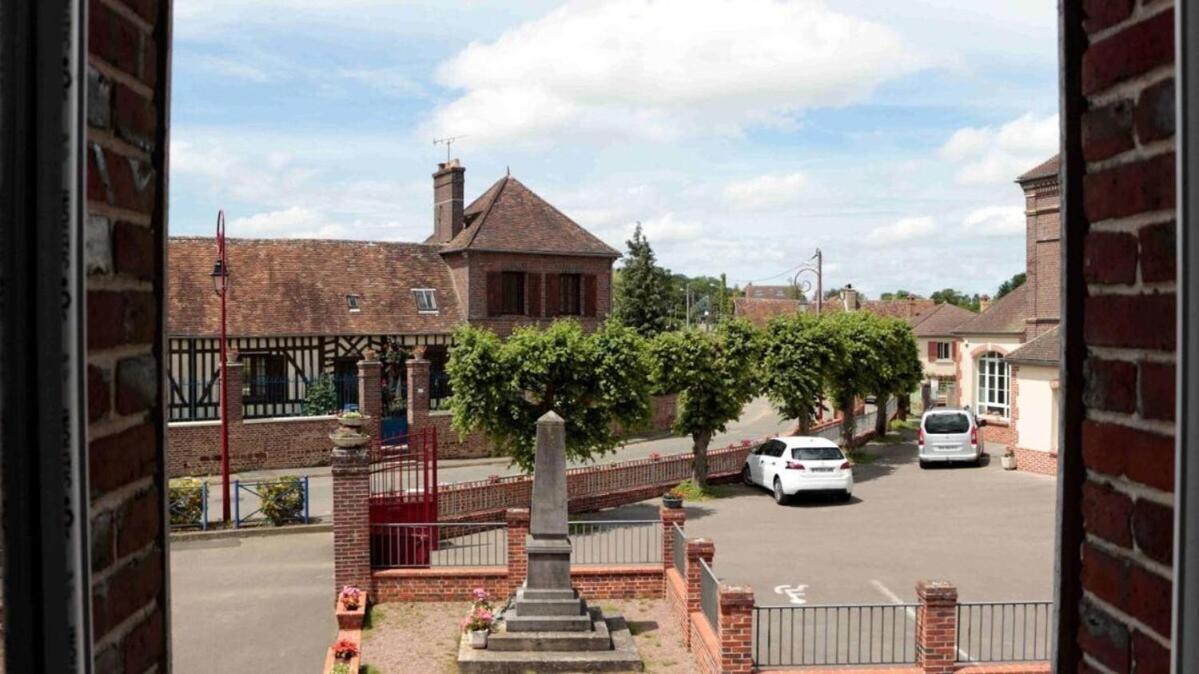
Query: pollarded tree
xmin=864 ymin=317 xmax=924 ymax=437
xmin=762 ymin=312 xmax=833 ymax=435
xmin=818 ymin=311 xmax=884 ymax=449
xmin=650 ymin=319 xmax=762 ymax=486
xmin=614 ymin=224 xmax=674 ymax=337
xmin=446 ymin=320 xmax=652 ymax=472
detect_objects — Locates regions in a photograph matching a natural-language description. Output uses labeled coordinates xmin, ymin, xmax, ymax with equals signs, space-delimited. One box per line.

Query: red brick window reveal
xmin=558 ymin=273 xmax=582 ymax=315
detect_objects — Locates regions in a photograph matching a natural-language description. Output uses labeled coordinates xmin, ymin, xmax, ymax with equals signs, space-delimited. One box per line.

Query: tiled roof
xmin=912 ymin=302 xmax=977 ymax=337
xmin=953 ymin=283 xmax=1031 ymax=335
xmin=733 ymin=297 xmax=804 ymax=327
xmin=168 ymin=237 xmax=464 ymax=337
xmin=821 ymin=297 xmax=937 ymax=325
xmin=745 ymin=285 xmax=798 ymax=300
xmin=1017 ymin=154 xmax=1060 ymax=183
xmin=440 ymin=176 xmax=620 ymax=258
xmin=1008 ymin=326 xmax=1061 ymax=365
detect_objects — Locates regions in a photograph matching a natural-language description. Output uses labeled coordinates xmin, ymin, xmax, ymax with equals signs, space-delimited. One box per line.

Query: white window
xmin=937 ymin=342 xmax=952 ymax=361
xmin=346 ymin=294 xmax=361 ymax=312
xmin=976 ymin=351 xmax=1010 ymax=418
xmin=412 ymin=289 xmax=438 ymax=313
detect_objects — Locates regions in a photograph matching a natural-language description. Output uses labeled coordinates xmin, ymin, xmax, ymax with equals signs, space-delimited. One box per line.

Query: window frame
xmin=346 ymin=294 xmax=361 ymax=312
xmin=412 ymin=288 xmax=439 ymax=314
xmin=975 ymin=351 xmax=1010 ymax=418
xmin=500 ymin=271 xmax=526 ymax=315
xmin=936 ymin=341 xmax=952 ymax=361
xmin=558 ymin=273 xmax=582 ymax=316
xmin=241 ymin=352 xmax=286 ymax=403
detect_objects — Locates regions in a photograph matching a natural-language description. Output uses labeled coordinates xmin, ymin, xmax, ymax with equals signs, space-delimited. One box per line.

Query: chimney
xmin=979 ymin=294 xmax=992 ymax=313
xmin=841 ymin=284 xmax=860 ymax=311
xmin=432 ymin=159 xmax=465 ymax=243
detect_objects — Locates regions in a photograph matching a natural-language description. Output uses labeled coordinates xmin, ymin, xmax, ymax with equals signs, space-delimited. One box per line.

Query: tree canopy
xmin=862 ymin=316 xmax=924 ymax=436
xmin=818 ymin=311 xmax=886 ymax=447
xmin=613 ymin=224 xmax=674 ymax=337
xmin=930 ymin=288 xmax=981 ymax=312
xmin=762 ymin=312 xmax=832 ymax=434
xmin=446 ymin=320 xmax=652 ymax=471
xmin=996 ymin=272 xmax=1027 ymax=299
xmin=650 ymin=319 xmax=762 ymax=485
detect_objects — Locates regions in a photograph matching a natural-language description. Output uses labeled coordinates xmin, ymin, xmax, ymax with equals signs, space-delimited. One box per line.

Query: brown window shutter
xmin=545 ymin=273 xmax=560 ymax=317
xmin=928 ymin=341 xmax=937 ymax=360
xmin=527 ymin=273 xmax=542 ymax=317
xmin=582 ymin=274 xmax=597 ymax=317
xmin=486 ymin=271 xmax=502 ymax=316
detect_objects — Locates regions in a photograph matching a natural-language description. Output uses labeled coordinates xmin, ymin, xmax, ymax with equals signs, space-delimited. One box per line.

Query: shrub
xmin=260 ymin=476 xmax=305 ymax=525
xmin=168 ymin=477 xmax=204 ymax=526
xmin=304 ymin=374 xmax=338 ymax=415
xmin=331 ymin=663 xmax=352 ymax=674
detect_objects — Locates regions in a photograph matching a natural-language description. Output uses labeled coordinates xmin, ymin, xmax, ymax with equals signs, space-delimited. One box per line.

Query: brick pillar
xmin=506 ymin=508 xmax=529 ymax=594
xmin=686 ymin=538 xmax=715 ymax=613
xmin=661 ymin=505 xmax=686 ymax=571
xmin=916 ymin=580 xmax=958 ymax=674
xmin=406 ymin=354 xmax=431 ymax=432
xmin=332 ymin=443 xmax=372 ymax=594
xmin=357 ymin=351 xmax=382 ymax=445
xmin=222 ymin=355 xmax=243 ymax=423
xmin=719 ymin=584 xmax=756 ymax=674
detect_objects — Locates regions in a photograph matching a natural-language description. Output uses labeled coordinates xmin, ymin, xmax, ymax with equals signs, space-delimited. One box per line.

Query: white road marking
xmin=773 ymin=583 xmax=809 ymax=605
xmin=870 ymin=579 xmax=972 ymax=661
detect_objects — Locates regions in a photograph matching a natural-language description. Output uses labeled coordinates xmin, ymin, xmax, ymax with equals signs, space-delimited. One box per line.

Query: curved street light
xmin=791 ymin=248 xmax=823 ymax=314
xmin=212 ymin=210 xmax=232 ymax=523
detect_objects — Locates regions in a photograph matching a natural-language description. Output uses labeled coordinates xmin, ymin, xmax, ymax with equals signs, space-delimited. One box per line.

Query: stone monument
xmin=458 ymin=411 xmax=643 ymax=672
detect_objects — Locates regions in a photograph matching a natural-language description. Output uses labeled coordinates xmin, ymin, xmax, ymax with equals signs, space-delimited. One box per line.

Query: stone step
xmin=504 ymin=614 xmax=593 ymax=633
xmin=487 ymin=616 xmax=612 ymax=652
xmin=458 ymin=615 xmax=643 ymax=673
xmin=514 ymin=597 xmax=587 ymax=616
xmin=518 ymin=588 xmax=579 ymax=602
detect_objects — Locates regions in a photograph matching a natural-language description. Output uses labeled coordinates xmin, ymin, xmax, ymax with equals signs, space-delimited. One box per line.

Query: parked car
xmin=741 ymin=436 xmax=853 ymax=504
xmin=917 ymin=408 xmax=985 ymax=468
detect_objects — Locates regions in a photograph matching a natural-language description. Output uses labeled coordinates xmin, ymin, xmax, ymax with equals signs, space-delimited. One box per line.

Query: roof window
xmin=347 ymin=294 xmax=361 ymax=312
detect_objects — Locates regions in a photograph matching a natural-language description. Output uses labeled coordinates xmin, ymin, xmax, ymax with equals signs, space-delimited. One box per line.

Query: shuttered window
xmin=558 ymin=274 xmax=582 ymax=315
xmin=500 ymin=272 xmax=526 ymax=315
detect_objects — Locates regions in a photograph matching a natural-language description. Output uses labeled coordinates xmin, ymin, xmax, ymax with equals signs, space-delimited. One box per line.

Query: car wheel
xmin=773 ymin=478 xmax=788 ymax=505
xmin=919 ymin=459 xmax=928 ymax=469
xmin=742 ymin=465 xmax=753 ymax=486
xmin=839 ymin=490 xmax=852 ymax=502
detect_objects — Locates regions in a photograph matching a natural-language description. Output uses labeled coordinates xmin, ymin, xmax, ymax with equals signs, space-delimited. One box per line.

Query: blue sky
xmin=169 ymin=0 xmax=1059 ymax=297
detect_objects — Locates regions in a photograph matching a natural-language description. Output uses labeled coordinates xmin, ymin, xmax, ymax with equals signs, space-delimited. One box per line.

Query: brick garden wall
xmin=168 ymin=415 xmax=338 ymax=476
xmin=1071 ymin=0 xmax=1177 ymax=671
xmin=85 ymin=0 xmax=172 ymax=669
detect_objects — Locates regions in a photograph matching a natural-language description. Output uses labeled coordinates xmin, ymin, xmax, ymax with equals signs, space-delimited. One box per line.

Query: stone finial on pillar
xmin=916 ymin=580 xmax=959 ymax=674
xmin=331 ymin=420 xmax=372 ymax=595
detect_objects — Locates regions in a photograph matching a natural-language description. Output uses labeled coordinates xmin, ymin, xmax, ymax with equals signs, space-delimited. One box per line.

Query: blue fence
xmin=234 ymin=477 xmax=311 ymax=528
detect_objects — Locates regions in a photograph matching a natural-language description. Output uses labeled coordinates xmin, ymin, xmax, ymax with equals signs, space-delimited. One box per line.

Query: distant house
xmin=167 ymin=160 xmax=619 ymax=422
xmin=744 ymin=284 xmax=798 ymax=300
xmin=732 ymin=284 xmax=934 ymax=328
xmin=910 ymin=302 xmax=977 ymax=405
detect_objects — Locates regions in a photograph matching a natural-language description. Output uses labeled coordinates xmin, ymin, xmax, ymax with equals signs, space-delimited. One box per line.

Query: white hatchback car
xmin=741 ymin=436 xmax=854 ymax=504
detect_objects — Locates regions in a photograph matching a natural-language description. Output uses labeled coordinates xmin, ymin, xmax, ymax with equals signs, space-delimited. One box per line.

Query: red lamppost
xmin=211 ymin=210 xmax=232 ymax=523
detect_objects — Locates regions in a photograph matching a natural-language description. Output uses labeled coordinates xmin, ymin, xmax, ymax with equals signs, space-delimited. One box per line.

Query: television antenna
xmin=433 ymin=135 xmax=468 ymax=163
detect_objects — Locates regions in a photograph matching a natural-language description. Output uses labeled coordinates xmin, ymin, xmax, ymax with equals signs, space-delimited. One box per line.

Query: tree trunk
xmin=839 ymin=395 xmax=856 ymax=450
xmin=692 ymin=430 xmax=712 ymax=486
xmin=874 ymin=392 xmax=889 ymax=437
xmin=897 ymin=393 xmax=910 ymax=421
xmin=797 ymin=410 xmax=812 ymax=435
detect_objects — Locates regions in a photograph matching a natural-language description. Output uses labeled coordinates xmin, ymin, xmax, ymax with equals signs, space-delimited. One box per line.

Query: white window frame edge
xmin=976 ymin=352 xmax=1010 ymax=418
xmin=347 ymin=294 xmax=362 ymax=312
xmin=1174 ymin=3 xmax=1197 ymax=672
xmin=411 ymin=287 xmax=439 ymax=314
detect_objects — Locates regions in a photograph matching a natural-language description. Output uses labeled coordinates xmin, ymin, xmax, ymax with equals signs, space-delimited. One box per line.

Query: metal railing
xmin=956 ymin=601 xmax=1053 ymax=663
xmin=700 ymin=558 xmax=720 ymax=636
xmin=370 ymin=522 xmax=508 ymax=568
xmin=672 ymin=522 xmax=686 ymax=576
xmin=233 ymin=477 xmax=310 ymax=528
xmin=753 ymin=603 xmax=919 ymax=668
xmin=568 ymin=520 xmax=661 ymax=565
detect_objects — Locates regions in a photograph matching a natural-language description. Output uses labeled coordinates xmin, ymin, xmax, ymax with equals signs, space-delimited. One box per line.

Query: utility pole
xmin=211 ymin=211 xmax=232 ymax=523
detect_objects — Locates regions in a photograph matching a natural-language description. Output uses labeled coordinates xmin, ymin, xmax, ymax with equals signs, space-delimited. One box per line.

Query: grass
xmin=669 ymin=478 xmax=733 ymax=501
xmin=846 ymin=450 xmax=880 ymax=465
xmin=889 ymin=418 xmax=920 ymax=431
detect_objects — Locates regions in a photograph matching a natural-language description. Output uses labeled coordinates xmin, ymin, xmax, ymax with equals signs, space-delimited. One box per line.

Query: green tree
xmin=863 ymin=318 xmax=924 ymax=436
xmin=303 ymin=374 xmax=338 ymax=415
xmin=819 ymin=312 xmax=884 ymax=448
xmin=996 ymin=272 xmax=1027 ymax=299
xmin=930 ymin=288 xmax=980 ymax=312
xmin=880 ymin=290 xmax=918 ymax=300
xmin=446 ymin=320 xmax=652 ymax=471
xmin=717 ymin=273 xmax=730 ymax=319
xmin=650 ymin=319 xmax=762 ymax=486
xmin=613 ymin=224 xmax=673 ymax=336
xmin=762 ymin=313 xmax=833 ymax=435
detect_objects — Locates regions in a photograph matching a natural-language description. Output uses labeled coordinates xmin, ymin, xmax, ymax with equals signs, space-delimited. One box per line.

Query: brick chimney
xmin=841 ymin=284 xmax=860 ymax=311
xmin=979 ymin=294 xmax=992 ymax=313
xmin=432 ymin=159 xmax=465 ymax=243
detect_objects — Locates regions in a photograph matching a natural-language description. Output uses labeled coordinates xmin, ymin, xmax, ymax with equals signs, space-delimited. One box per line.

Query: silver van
xmin=918 ymin=408 xmax=984 ymax=467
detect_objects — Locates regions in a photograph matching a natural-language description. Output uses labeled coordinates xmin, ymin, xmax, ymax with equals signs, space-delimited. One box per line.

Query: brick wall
xmin=1073 ymin=1 xmax=1176 ymax=671
xmin=1023 ymin=175 xmax=1062 ymax=335
xmin=458 ymin=251 xmax=613 ymax=336
xmin=86 ymin=0 xmax=171 ymax=670
xmin=167 ymin=415 xmax=339 ymax=476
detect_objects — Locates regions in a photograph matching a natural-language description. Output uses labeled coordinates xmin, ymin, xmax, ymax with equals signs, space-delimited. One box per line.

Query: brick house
xmin=910 ymin=302 xmax=976 ymax=405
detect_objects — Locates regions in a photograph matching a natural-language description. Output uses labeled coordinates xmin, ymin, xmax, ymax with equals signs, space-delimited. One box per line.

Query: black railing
xmin=700 ymin=558 xmax=720 ymax=635
xmin=241 ymin=374 xmax=360 ymax=419
xmin=753 ymin=603 xmax=919 ymax=668
xmin=672 ymin=522 xmax=686 ymax=576
xmin=956 ymin=602 xmax=1053 ymax=663
xmin=370 ymin=522 xmax=507 ymax=569
xmin=568 ymin=520 xmax=661 ymax=565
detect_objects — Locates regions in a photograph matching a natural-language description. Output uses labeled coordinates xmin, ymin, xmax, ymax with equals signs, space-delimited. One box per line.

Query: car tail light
xmin=839 ymin=461 xmax=851 ymax=470
xmin=971 ymin=427 xmax=978 ymax=446
xmin=917 ymin=428 xmax=925 ymax=447
xmin=785 ymin=461 xmax=806 ymax=470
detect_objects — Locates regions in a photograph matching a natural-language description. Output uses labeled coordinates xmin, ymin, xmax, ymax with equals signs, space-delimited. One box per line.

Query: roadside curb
xmin=170 ymin=520 xmax=332 ymax=542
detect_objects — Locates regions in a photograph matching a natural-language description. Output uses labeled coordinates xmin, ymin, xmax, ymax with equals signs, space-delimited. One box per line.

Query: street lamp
xmin=212 ymin=210 xmax=232 ymax=523
xmin=791 ymin=248 xmax=823 ymax=314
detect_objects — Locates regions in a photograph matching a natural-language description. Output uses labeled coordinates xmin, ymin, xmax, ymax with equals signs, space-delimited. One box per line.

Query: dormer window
xmin=413 ymin=288 xmax=438 ymax=313
xmin=346 ymin=294 xmax=361 ymax=312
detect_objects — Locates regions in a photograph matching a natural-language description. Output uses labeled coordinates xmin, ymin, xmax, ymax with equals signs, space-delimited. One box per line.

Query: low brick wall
xmin=1009 ymin=446 xmax=1057 ymax=476
xmin=168 ymin=415 xmax=337 ymax=477
xmin=370 ymin=565 xmax=662 ymax=603
xmin=979 ymin=421 xmax=1016 ymax=448
xmin=666 ymin=568 xmax=689 ymax=646
xmin=690 ymin=611 xmax=721 ymax=674
xmin=422 ymin=412 xmax=491 ymax=459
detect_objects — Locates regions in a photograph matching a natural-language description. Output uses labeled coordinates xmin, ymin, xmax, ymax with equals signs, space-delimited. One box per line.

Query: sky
xmin=169 ymin=0 xmax=1059 ymax=298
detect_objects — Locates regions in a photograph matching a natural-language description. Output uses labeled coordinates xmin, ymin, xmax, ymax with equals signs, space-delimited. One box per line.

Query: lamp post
xmin=211 ymin=211 xmax=232 ymax=523
xmin=791 ymin=248 xmax=823 ymax=314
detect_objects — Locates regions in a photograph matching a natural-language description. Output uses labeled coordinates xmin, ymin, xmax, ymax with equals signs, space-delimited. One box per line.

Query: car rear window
xmin=924 ymin=413 xmax=971 ymax=434
xmin=792 ymin=446 xmax=844 ymax=460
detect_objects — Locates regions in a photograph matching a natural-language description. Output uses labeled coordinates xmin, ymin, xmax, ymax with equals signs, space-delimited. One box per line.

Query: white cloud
xmin=633 ymin=213 xmax=703 ymax=244
xmin=230 ymin=207 xmax=351 ymax=238
xmin=961 ymin=205 xmax=1025 ymax=238
xmin=865 ymin=216 xmax=936 ymax=247
xmin=430 ymin=0 xmax=926 ymax=145
xmin=722 ymin=173 xmax=810 ymax=211
xmin=939 ymin=113 xmax=1058 ymax=186
xmin=192 ymin=55 xmax=274 ymax=82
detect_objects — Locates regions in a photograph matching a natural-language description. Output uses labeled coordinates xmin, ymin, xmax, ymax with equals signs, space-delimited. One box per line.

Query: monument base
xmin=456 ymin=607 xmax=644 ymax=673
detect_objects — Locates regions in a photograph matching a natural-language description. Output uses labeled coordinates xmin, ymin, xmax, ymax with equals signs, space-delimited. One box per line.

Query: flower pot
xmin=1001 ymin=455 xmax=1017 ymax=470
xmin=469 ymin=629 xmax=489 ymax=649
xmin=336 ymin=590 xmax=367 ymax=630
xmin=662 ymin=495 xmax=683 ymax=509
xmin=330 ymin=432 xmax=369 ymax=449
xmin=338 ymin=416 xmax=365 ymax=428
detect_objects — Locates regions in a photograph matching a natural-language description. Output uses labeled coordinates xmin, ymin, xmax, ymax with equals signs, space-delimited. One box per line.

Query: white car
xmin=918 ymin=408 xmax=983 ymax=467
xmin=741 ymin=436 xmax=854 ymax=504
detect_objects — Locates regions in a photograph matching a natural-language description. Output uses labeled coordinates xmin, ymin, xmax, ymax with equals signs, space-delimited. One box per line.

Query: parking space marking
xmin=773 ymin=584 xmax=809 ymax=604
xmin=871 ymin=579 xmax=972 ymax=661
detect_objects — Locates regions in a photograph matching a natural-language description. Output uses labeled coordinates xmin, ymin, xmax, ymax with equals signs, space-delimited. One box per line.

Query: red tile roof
xmin=1017 ymin=154 xmax=1060 ymax=183
xmin=1008 ymin=325 xmax=1061 ymax=365
xmin=820 ymin=297 xmax=937 ymax=325
xmin=732 ymin=297 xmax=804 ymax=326
xmin=911 ymin=302 xmax=977 ymax=337
xmin=168 ymin=237 xmax=464 ymax=337
xmin=440 ymin=176 xmax=620 ymax=258
xmin=953 ymin=283 xmax=1031 ymax=335
xmin=745 ymin=285 xmax=798 ymax=300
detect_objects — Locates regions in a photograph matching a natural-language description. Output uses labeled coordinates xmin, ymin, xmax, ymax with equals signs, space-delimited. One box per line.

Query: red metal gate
xmin=369 ymin=426 xmax=438 ymax=566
